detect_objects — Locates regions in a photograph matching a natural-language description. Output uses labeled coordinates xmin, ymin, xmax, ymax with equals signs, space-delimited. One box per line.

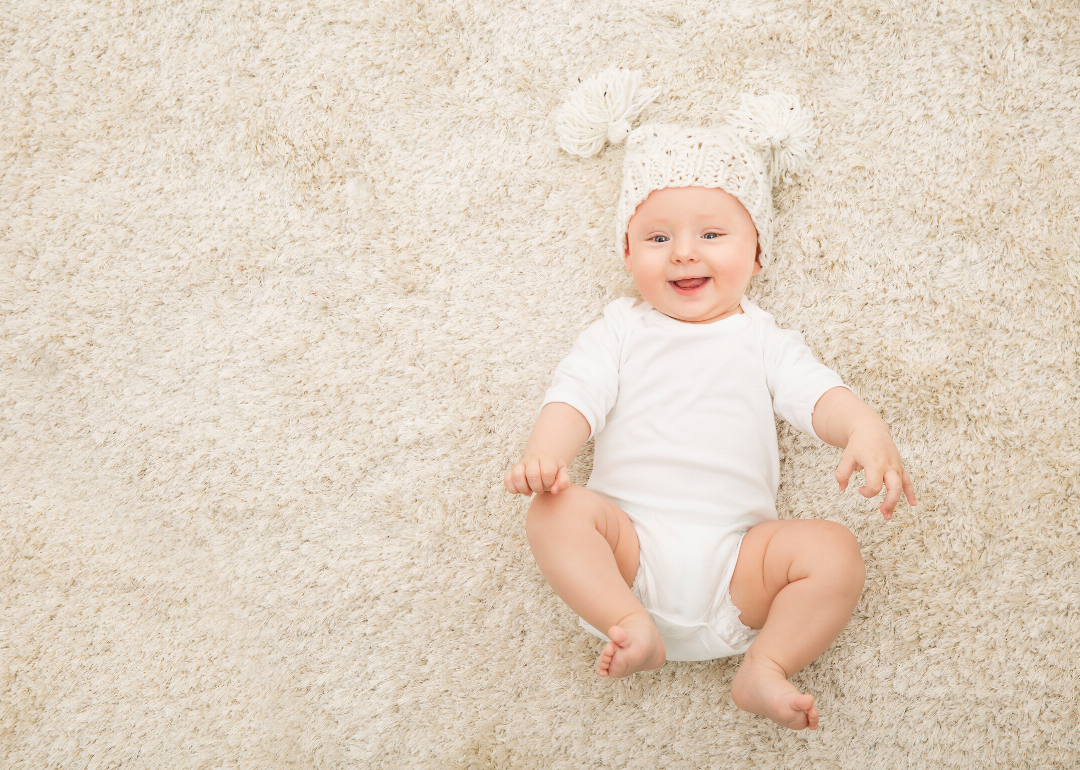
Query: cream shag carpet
xmin=3 ymin=1 xmax=1079 ymax=767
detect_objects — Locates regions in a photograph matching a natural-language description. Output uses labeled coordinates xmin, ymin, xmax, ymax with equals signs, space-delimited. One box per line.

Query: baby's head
xmin=556 ymin=69 xmax=817 ymax=322
xmin=623 ymin=184 xmax=760 ymax=324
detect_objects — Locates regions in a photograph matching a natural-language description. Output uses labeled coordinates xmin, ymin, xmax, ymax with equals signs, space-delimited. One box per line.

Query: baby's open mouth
xmin=671 ymin=277 xmax=710 ymax=290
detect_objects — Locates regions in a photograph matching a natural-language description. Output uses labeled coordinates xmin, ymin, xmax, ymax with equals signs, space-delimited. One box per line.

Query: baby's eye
xmin=650 ymin=235 xmax=669 ymax=243
xmin=703 ymin=232 xmax=721 ymax=239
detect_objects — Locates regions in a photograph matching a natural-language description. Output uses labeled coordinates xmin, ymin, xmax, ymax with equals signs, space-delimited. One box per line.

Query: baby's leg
xmin=727 ymin=520 xmax=865 ymax=730
xmin=525 ymin=483 xmax=665 ymax=677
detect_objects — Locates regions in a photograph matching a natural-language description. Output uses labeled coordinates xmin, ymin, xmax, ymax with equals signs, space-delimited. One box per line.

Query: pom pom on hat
xmin=729 ymin=93 xmax=817 ymax=185
xmin=556 ymin=67 xmax=660 ymax=157
xmin=554 ymin=69 xmax=816 ymax=268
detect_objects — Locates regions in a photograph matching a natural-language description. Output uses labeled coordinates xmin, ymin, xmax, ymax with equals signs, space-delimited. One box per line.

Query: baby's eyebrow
xmin=640 ymin=221 xmax=731 ymax=231
xmin=641 ymin=213 xmax=732 ymax=226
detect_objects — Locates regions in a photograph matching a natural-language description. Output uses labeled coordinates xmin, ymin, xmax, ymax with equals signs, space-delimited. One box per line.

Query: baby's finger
xmin=860 ymin=465 xmax=884 ymax=499
xmin=880 ymin=469 xmax=902 ymax=519
xmin=902 ymin=469 xmax=917 ymax=506
xmin=540 ymin=457 xmax=559 ymax=492
xmin=550 ymin=466 xmax=571 ymax=495
xmin=835 ymin=448 xmax=857 ymax=491
xmin=525 ymin=459 xmax=547 ymax=494
xmin=506 ymin=463 xmax=532 ymax=496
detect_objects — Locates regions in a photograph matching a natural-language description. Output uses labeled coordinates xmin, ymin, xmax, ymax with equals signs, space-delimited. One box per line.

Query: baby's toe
xmin=794 ymin=696 xmax=818 ymax=730
xmin=607 ymin=624 xmax=631 ymax=646
xmin=597 ymin=644 xmax=614 ymax=675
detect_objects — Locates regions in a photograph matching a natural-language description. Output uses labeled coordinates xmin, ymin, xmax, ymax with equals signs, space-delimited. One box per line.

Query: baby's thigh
xmin=528 ymin=483 xmax=640 ymax=589
xmin=729 ymin=519 xmax=863 ymax=628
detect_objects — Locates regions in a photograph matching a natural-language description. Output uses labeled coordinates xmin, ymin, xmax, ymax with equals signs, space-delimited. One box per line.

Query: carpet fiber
xmin=3 ymin=1 xmax=1079 ymax=767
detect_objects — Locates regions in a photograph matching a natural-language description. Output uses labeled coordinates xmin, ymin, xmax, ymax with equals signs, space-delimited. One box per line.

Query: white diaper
xmin=579 ymin=496 xmax=760 ymax=661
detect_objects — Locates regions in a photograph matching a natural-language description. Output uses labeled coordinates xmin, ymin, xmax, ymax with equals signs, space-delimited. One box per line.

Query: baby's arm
xmin=811 ymin=387 xmax=917 ymax=519
xmin=504 ymin=402 xmax=591 ymax=496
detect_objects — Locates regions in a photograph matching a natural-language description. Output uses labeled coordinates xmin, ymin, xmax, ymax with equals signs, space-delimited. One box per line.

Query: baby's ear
xmin=623 ymin=240 xmax=633 ymax=270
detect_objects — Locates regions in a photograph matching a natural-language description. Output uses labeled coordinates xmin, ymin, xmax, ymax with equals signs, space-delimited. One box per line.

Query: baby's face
xmin=624 ymin=186 xmax=760 ymax=324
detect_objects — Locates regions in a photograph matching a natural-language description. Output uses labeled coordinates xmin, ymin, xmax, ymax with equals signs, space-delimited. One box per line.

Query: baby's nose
xmin=673 ymin=242 xmax=699 ymax=262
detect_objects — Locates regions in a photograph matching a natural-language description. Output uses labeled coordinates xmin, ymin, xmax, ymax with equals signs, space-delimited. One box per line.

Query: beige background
xmin=2 ymin=1 xmax=1078 ymax=767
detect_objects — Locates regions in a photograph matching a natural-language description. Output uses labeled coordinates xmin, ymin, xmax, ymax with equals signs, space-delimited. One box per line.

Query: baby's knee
xmin=815 ymin=521 xmax=866 ymax=589
xmin=524 ymin=484 xmax=583 ymax=542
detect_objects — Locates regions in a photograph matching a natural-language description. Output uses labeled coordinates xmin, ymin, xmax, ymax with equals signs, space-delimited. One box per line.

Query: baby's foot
xmin=597 ymin=611 xmax=666 ymax=678
xmin=731 ymin=653 xmax=819 ymax=730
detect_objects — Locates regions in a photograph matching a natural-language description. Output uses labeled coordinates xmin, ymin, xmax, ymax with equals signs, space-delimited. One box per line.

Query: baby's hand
xmin=504 ymin=453 xmax=571 ymax=496
xmin=835 ymin=423 xmax=917 ymax=520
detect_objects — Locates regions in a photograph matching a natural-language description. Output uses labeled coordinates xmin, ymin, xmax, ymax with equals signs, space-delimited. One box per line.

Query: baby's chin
xmin=659 ymin=301 xmax=745 ymax=325
xmin=634 ymin=280 xmax=744 ymax=324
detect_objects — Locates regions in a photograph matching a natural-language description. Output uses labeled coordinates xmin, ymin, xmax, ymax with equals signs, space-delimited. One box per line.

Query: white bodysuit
xmin=541 ymin=295 xmax=848 ymax=661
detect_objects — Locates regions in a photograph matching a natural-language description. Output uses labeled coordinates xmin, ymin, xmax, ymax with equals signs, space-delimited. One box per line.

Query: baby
xmin=504 ymin=71 xmax=916 ymax=732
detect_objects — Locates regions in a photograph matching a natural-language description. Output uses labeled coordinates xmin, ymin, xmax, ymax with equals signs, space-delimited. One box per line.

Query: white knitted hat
xmin=555 ymin=67 xmax=817 ymax=267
